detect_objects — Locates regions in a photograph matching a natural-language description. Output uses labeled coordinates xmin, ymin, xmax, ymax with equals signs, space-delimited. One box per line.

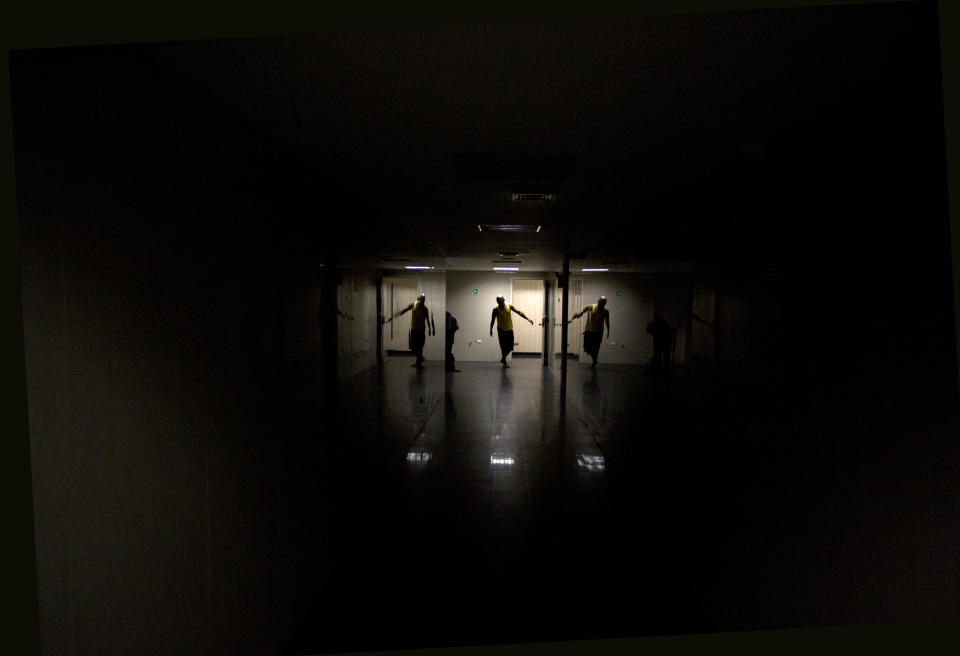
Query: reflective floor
xmin=282 ymin=356 xmax=960 ymax=654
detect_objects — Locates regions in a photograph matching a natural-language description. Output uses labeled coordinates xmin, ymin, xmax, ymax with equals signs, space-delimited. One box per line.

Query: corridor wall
xmin=338 ymin=272 xmax=379 ymax=379
xmin=13 ymin=46 xmax=352 ymax=656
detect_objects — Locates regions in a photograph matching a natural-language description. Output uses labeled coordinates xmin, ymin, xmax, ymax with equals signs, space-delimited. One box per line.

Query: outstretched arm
xmin=604 ymin=310 xmax=610 ymax=338
xmin=568 ymin=306 xmax=590 ymax=324
xmin=490 ymin=309 xmax=497 ymax=336
xmin=428 ymin=310 xmax=435 ymax=336
xmin=691 ymin=313 xmax=715 ymax=330
xmin=385 ymin=303 xmax=413 ymax=323
xmin=510 ymin=306 xmax=535 ymax=325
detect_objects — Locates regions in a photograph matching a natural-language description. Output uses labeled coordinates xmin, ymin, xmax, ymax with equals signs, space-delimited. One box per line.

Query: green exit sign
xmin=473 ymin=288 xmax=479 ymax=296
xmin=616 ymin=290 xmax=623 ymax=297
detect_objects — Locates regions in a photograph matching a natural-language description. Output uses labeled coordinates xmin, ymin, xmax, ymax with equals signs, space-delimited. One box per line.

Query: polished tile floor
xmin=283 ymin=355 xmax=960 ymax=654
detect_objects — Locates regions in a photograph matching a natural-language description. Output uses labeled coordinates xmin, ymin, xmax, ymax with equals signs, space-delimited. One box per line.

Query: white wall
xmin=447 ymin=271 xmax=551 ymax=363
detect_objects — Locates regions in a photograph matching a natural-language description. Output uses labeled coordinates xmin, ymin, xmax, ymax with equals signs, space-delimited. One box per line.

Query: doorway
xmin=555 ymin=277 xmax=582 ymax=359
xmin=383 ymin=276 xmax=421 ymax=354
xmin=510 ymin=279 xmax=546 ymax=356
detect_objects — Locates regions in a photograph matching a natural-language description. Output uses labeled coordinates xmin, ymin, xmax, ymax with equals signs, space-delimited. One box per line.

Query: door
xmin=510 ymin=279 xmax=545 ymax=354
xmin=555 ymin=277 xmax=582 ymax=358
xmin=337 ymin=276 xmax=351 ymax=361
xmin=383 ymin=276 xmax=421 ymax=352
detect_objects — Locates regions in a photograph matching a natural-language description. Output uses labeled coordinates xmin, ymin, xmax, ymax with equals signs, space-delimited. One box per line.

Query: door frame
xmin=510 ymin=278 xmax=546 ymax=356
xmin=555 ymin=276 xmax=583 ymax=358
xmin=382 ymin=275 xmax=422 ymax=354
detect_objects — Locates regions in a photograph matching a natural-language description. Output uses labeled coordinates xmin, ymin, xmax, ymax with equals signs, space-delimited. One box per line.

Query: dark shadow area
xmin=9 ymin=3 xmax=959 ymax=655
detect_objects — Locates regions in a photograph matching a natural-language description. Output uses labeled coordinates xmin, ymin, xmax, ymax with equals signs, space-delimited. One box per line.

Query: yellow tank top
xmin=410 ymin=301 xmax=428 ymax=330
xmin=585 ymin=304 xmax=603 ymax=332
xmin=496 ymin=305 xmax=513 ymax=331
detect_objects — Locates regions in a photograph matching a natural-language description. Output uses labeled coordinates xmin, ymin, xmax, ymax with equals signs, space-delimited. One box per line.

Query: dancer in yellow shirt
xmin=569 ymin=296 xmax=610 ymax=368
xmin=385 ymin=293 xmax=435 ymax=368
xmin=489 ymin=295 xmax=534 ymax=368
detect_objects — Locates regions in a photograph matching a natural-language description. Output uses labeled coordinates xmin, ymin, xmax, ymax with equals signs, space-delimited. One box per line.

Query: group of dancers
xmin=384 ymin=293 xmax=621 ymax=370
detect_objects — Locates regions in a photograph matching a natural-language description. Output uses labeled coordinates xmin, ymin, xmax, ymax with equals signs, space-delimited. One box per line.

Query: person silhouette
xmin=445 ymin=310 xmax=460 ymax=372
xmin=385 ymin=293 xmax=435 ymax=368
xmin=647 ymin=313 xmax=676 ymax=375
xmin=489 ymin=295 xmax=534 ymax=368
xmin=569 ymin=296 xmax=610 ymax=368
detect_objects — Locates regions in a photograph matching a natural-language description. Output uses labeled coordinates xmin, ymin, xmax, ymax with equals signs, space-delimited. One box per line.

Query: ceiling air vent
xmin=478 ymin=224 xmax=541 ymax=233
xmin=512 ymin=193 xmax=556 ymax=202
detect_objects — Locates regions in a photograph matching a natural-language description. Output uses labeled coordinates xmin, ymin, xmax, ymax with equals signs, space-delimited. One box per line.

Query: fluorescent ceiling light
xmin=582 ymin=268 xmax=609 ymax=272
xmin=404 ymin=266 xmax=434 ymax=269
xmin=493 ymin=267 xmax=519 ymax=271
xmin=406 ymin=450 xmax=431 ymax=463
xmin=577 ymin=454 xmax=606 ymax=471
xmin=478 ymin=224 xmax=541 ymax=233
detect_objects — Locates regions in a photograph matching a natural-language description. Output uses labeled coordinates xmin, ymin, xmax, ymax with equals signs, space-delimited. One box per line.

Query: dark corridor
xmin=282 ymin=357 xmax=960 ymax=654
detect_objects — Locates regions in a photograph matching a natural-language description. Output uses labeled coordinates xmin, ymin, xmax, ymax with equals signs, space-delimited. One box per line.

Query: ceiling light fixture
xmin=493 ymin=267 xmax=519 ymax=271
xmin=404 ymin=266 xmax=434 ymax=270
xmin=582 ymin=268 xmax=609 ymax=272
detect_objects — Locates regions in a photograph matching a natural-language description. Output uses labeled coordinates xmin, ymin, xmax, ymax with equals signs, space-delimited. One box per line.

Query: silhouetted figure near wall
xmin=490 ymin=295 xmax=534 ymax=368
xmin=570 ymin=296 xmax=610 ymax=368
xmin=385 ymin=293 xmax=435 ymax=368
xmin=445 ymin=311 xmax=460 ymax=372
xmin=647 ymin=314 xmax=676 ymax=375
